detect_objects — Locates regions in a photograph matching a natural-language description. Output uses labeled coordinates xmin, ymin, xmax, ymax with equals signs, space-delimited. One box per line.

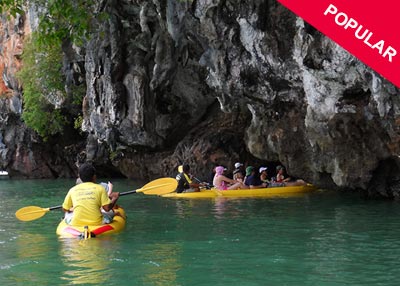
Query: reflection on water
xmin=16 ymin=233 xmax=49 ymax=259
xmin=59 ymin=238 xmax=114 ymax=285
xmin=6 ymin=231 xmax=60 ymax=284
xmin=211 ymin=194 xmax=310 ymax=219
xmin=213 ymin=198 xmax=231 ymax=219
xmin=140 ymin=242 xmax=181 ymax=286
xmin=173 ymin=197 xmax=247 ymax=219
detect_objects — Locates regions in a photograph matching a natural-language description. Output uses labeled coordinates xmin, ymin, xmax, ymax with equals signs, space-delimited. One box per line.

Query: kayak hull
xmin=162 ymin=184 xmax=317 ymax=198
xmin=56 ymin=206 xmax=126 ymax=238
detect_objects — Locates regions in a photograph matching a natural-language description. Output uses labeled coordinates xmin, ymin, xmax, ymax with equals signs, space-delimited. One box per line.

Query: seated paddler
xmin=62 ymin=163 xmax=119 ymax=226
xmin=175 ymin=164 xmax=204 ymax=193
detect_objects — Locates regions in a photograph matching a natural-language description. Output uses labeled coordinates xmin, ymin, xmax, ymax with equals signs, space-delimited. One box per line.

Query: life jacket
xmin=175 ymin=172 xmax=191 ymax=193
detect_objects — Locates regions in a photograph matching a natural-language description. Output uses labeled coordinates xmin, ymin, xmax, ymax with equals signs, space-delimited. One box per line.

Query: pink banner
xmin=278 ymin=0 xmax=400 ymax=88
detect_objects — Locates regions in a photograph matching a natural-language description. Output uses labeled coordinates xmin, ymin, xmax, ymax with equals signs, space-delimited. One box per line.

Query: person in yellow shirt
xmin=62 ymin=163 xmax=119 ymax=226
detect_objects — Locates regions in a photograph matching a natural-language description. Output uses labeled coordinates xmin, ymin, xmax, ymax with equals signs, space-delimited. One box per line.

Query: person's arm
xmin=247 ymin=177 xmax=267 ymax=188
xmin=221 ymin=175 xmax=238 ymax=185
xmin=101 ymin=187 xmax=119 ymax=211
xmin=249 ymin=183 xmax=267 ymax=188
xmin=190 ymin=181 xmax=209 ymax=188
xmin=62 ymin=191 xmax=73 ymax=212
xmin=236 ymin=178 xmax=243 ymax=183
xmin=102 ymin=205 xmax=111 ymax=212
xmin=107 ymin=181 xmax=113 ymax=197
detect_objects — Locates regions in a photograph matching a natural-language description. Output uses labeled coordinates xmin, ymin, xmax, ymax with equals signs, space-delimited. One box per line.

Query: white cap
xmin=259 ymin=167 xmax=268 ymax=173
xmin=234 ymin=162 xmax=243 ymax=168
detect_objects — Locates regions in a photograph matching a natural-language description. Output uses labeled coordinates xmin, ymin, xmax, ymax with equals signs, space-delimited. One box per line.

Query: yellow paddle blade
xmin=15 ymin=206 xmax=50 ymax=221
xmin=138 ymin=178 xmax=177 ymax=195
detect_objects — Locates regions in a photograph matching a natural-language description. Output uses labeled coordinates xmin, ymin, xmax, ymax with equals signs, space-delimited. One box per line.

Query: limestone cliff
xmin=1 ymin=0 xmax=400 ymax=198
xmin=0 ymin=9 xmax=80 ymax=178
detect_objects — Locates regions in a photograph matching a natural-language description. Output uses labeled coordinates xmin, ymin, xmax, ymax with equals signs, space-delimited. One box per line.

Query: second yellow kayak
xmin=162 ymin=184 xmax=317 ymax=198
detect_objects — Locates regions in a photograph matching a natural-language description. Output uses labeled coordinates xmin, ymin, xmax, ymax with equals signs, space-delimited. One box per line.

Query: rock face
xmin=0 ymin=11 xmax=80 ymax=178
xmin=1 ymin=0 xmax=400 ymax=197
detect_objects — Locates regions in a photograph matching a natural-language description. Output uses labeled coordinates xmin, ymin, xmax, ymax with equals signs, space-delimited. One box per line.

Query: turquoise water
xmin=1 ymin=178 xmax=400 ymax=285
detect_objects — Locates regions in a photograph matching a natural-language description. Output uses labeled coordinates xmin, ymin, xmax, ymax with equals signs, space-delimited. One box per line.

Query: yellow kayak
xmin=56 ymin=206 xmax=126 ymax=238
xmin=162 ymin=184 xmax=317 ymax=198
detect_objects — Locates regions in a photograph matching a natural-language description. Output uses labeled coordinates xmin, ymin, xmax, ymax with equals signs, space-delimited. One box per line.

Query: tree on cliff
xmin=1 ymin=0 xmax=97 ymax=140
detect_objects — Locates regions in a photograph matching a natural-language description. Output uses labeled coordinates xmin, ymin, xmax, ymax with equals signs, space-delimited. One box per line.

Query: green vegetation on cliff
xmin=17 ymin=33 xmax=66 ymax=140
xmin=1 ymin=0 xmax=96 ymax=139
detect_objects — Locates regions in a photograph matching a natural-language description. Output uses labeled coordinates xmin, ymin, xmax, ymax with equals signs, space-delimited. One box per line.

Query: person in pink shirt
xmin=213 ymin=166 xmax=247 ymax=190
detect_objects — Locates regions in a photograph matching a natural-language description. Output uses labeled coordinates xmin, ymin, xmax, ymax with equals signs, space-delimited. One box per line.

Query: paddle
xmin=15 ymin=177 xmax=177 ymax=222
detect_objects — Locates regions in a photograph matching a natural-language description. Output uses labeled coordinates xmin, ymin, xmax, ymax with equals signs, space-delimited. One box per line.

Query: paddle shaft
xmin=44 ymin=186 xmax=164 ymax=209
xmin=120 ymin=190 xmax=138 ymax=196
xmin=16 ymin=178 xmax=177 ymax=221
xmin=15 ymin=191 xmax=137 ymax=221
xmin=193 ymin=176 xmax=213 ymax=189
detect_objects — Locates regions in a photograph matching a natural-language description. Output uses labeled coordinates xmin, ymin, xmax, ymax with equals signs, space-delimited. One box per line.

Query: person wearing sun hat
xmin=275 ymin=165 xmax=291 ymax=183
xmin=233 ymin=162 xmax=243 ymax=173
xmin=213 ymin=166 xmax=247 ymax=190
xmin=270 ymin=165 xmax=307 ymax=187
xmin=233 ymin=162 xmax=244 ymax=180
xmin=259 ymin=166 xmax=267 ymax=174
xmin=245 ymin=166 xmax=255 ymax=177
xmin=259 ymin=167 xmax=270 ymax=186
xmin=244 ymin=166 xmax=267 ymax=188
